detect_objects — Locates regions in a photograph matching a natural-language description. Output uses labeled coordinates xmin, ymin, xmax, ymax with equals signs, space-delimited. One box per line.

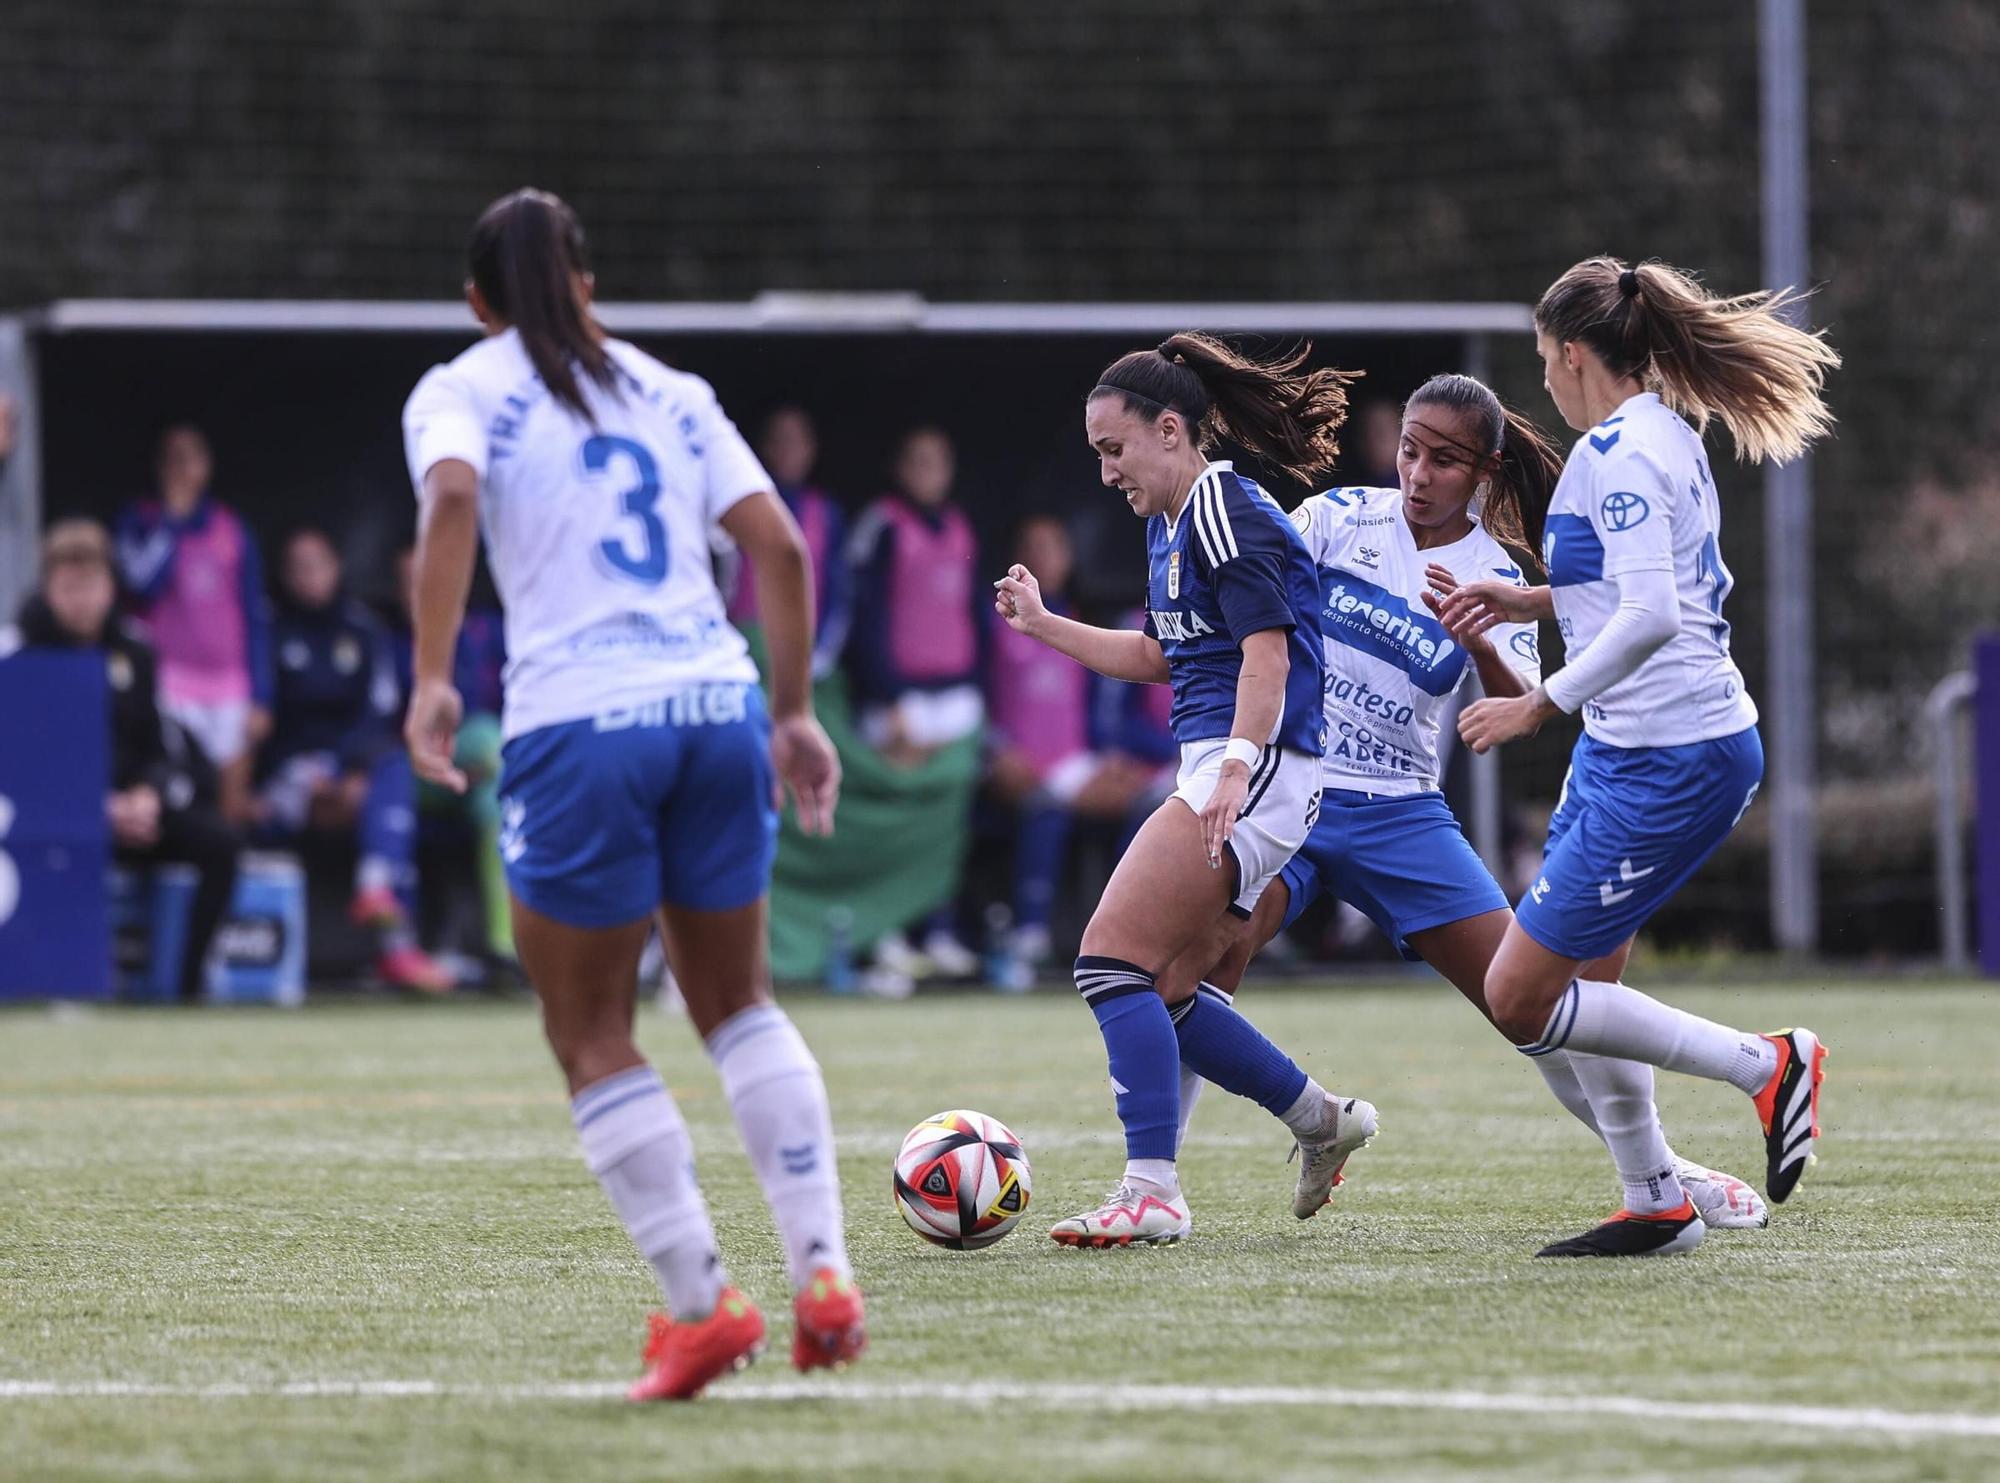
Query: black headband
xmin=1618 ymin=267 xmax=1641 ymax=299
xmin=1091 ymin=380 xmax=1204 ymax=423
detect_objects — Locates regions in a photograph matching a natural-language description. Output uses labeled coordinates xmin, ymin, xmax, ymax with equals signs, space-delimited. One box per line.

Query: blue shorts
xmin=1516 ymin=726 xmax=1763 ymax=962
xmin=1278 ymin=789 xmax=1508 ymax=959
xmin=496 ymin=683 xmax=778 ymax=928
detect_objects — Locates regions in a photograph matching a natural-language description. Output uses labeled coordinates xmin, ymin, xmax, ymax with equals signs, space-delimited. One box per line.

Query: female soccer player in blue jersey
xmin=996 ymin=334 xmax=1376 ymax=1246
xmin=401 ymin=190 xmax=862 ymax=1398
xmin=1164 ymin=372 xmax=1771 ymax=1251
xmin=1436 ymin=256 xmax=1842 ymax=1255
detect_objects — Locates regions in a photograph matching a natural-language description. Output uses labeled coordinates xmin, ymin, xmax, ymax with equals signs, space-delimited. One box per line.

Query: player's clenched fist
xmin=993 ymin=564 xmax=1047 ymax=636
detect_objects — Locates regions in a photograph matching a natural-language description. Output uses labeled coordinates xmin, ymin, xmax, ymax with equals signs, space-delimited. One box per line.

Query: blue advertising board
xmin=0 ymin=650 xmax=111 ymax=999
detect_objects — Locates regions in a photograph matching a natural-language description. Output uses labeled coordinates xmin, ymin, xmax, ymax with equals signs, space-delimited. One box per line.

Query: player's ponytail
xmin=468 ymin=189 xmax=616 ymax=424
xmin=1404 ymin=374 xmax=1562 ymax=565
xmin=1536 ymin=255 xmax=1840 ymax=465
xmin=1092 ymin=333 xmax=1360 ymax=490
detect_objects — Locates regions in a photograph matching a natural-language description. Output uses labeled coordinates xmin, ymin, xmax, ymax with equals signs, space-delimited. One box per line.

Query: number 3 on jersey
xmin=1695 ymin=531 xmax=1733 ymax=642
xmin=584 ymin=434 xmax=669 ymax=586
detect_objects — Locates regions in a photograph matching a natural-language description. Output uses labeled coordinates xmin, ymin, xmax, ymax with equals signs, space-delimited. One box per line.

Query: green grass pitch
xmin=4 ymin=979 xmax=1999 ymax=1482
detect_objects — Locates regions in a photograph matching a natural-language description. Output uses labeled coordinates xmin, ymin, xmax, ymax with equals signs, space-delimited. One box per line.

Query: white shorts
xmin=163 ymin=697 xmax=252 ymax=767
xmin=1170 ymin=740 xmax=1321 ymax=917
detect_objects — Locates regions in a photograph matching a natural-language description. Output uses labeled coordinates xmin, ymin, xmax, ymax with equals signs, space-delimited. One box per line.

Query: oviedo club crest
xmin=1168 ymin=550 xmax=1181 ymax=599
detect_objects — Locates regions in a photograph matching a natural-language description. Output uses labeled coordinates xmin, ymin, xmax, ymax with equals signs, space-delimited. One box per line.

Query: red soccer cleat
xmin=791 ymin=1268 xmax=867 ymax=1372
xmin=628 ymin=1288 xmax=766 ymax=1401
xmin=377 ymin=944 xmax=454 ymax=994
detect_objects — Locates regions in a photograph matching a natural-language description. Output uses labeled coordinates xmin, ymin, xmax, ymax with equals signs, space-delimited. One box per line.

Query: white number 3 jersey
xmin=1543 ymin=391 xmax=1758 ymax=748
xmin=402 ymin=330 xmax=768 ymax=740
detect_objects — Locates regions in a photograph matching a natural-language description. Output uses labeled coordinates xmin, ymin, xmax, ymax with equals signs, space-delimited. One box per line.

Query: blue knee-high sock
xmin=359 ymin=748 xmax=420 ymax=917
xmin=1074 ymin=955 xmax=1179 ymax=1161
xmin=1013 ymin=801 xmax=1072 ymax=932
xmin=1168 ymin=982 xmax=1309 ymax=1116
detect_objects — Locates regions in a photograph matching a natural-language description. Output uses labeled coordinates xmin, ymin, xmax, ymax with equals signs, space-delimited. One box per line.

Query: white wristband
xmin=1223 ymin=737 xmax=1263 ymax=771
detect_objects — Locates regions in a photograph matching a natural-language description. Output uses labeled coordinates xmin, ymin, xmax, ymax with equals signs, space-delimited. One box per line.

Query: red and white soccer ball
xmin=892 ymin=1109 xmax=1033 ymax=1250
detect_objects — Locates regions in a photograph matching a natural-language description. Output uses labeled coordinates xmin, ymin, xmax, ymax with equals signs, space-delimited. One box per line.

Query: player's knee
xmin=542 ymin=1016 xmax=638 ymax=1089
xmin=1485 ymin=972 xmax=1547 ymax=1046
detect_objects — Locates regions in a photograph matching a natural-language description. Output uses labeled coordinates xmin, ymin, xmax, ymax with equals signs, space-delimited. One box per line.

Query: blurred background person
xmin=844 ymin=425 xmax=986 ymax=978
xmin=726 ymin=405 xmax=850 ymax=677
xmin=3 ymin=519 xmax=240 ymax=1001
xmin=1346 ymin=398 xmax=1403 ymax=489
xmin=984 ymin=514 xmax=1158 ymax=984
xmin=258 ymin=526 xmax=450 ymax=992
xmin=388 ymin=542 xmax=513 ymax=969
xmin=114 ymin=424 xmax=274 ymax=824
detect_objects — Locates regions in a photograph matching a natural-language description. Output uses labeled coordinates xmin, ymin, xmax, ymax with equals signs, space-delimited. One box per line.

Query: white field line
xmin=2 ymin=1377 xmax=1997 ymax=1442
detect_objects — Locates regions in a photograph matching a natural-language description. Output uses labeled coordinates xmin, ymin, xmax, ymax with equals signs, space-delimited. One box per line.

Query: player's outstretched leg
xmin=1159 ymin=883 xmax=1376 ymax=1217
xmin=1495 ymin=927 xmax=1828 ymax=1203
xmin=1052 ymin=955 xmax=1192 ymax=1247
xmin=1168 ymin=981 xmax=1376 ymax=1220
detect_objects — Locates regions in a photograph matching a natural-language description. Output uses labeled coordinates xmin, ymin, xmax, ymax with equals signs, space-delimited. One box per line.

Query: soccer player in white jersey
xmin=1436 ymin=256 xmax=1842 ymax=1256
xmin=401 ymin=190 xmax=862 ymax=1398
xmin=1161 ymin=373 xmax=1770 ymax=1247
xmin=996 ymin=334 xmax=1378 ymax=1245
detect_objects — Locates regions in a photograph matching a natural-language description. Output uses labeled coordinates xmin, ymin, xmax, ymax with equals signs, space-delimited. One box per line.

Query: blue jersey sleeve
xmin=1192 ymin=475 xmax=1295 ymax=643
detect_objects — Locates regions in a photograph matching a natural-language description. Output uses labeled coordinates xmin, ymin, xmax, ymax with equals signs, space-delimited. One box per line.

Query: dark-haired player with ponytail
xmin=1162 ymin=372 xmax=1770 ymax=1242
xmin=997 ymin=334 xmax=1378 ymax=1246
xmin=1437 ymin=255 xmax=1842 ymax=1256
xmin=401 ymin=189 xmax=862 ymax=1397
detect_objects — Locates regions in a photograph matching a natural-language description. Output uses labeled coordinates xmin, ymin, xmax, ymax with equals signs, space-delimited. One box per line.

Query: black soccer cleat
xmin=1536 ymin=1201 xmax=1706 ymax=1258
xmin=1753 ymin=1027 xmax=1828 ymax=1204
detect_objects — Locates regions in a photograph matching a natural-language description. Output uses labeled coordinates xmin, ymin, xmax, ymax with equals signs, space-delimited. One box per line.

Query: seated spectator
xmin=386 ymin=544 xmax=513 ymax=967
xmin=726 ymin=406 xmax=850 ymax=676
xmin=986 ymin=516 xmax=1164 ymax=976
xmin=259 ymin=527 xmax=449 ymax=992
xmin=2 ymin=520 xmax=240 ymax=1001
xmin=844 ymin=425 xmax=985 ymax=978
xmin=114 ymin=425 xmax=274 ymax=825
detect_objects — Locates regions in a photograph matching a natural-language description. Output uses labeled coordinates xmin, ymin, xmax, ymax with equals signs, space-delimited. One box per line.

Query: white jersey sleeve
xmin=402 ymin=366 xmax=489 ymax=489
xmin=682 ymin=372 xmax=775 ymax=524
xmin=1587 ymin=443 xmax=1679 ymax=579
xmin=1541 ymin=392 xmax=1757 ymax=747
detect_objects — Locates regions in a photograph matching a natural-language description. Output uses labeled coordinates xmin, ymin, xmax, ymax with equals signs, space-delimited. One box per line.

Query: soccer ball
xmin=892 ymin=1109 xmax=1033 ymax=1250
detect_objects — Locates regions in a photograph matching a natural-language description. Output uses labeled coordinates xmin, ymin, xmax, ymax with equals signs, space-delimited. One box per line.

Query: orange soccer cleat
xmin=790 ymin=1268 xmax=867 ymax=1372
xmin=628 ymin=1288 xmax=767 ymax=1402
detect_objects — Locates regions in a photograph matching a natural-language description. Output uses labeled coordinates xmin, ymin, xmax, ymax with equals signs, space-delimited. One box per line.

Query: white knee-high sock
xmin=1532 ymin=1049 xmax=1602 ymax=1137
xmin=571 ymin=1065 xmax=727 ymax=1319
xmin=1566 ymin=1053 xmax=1684 ymax=1215
xmin=707 ymin=1003 xmax=852 ymax=1289
xmin=1532 ymin=979 xmax=1777 ymax=1092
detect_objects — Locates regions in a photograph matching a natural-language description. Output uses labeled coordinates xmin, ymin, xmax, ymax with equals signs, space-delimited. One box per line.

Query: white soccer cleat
xmin=1291 ymin=1094 xmax=1379 ymax=1219
xmin=1673 ymin=1158 xmax=1770 ymax=1230
xmin=1048 ymin=1182 xmax=1191 ymax=1247
xmin=920 ymin=928 xmax=981 ymax=979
